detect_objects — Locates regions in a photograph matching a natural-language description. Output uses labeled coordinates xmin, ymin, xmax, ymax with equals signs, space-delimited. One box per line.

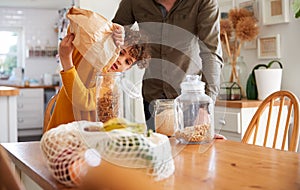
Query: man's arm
xmin=197 ymin=0 xmax=223 ymax=102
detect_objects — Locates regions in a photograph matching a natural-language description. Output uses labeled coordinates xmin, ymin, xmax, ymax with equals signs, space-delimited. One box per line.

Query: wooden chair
xmin=0 ymin=146 xmax=25 ymax=190
xmin=242 ymin=90 xmax=300 ymax=152
xmin=43 ymin=93 xmax=58 ymax=133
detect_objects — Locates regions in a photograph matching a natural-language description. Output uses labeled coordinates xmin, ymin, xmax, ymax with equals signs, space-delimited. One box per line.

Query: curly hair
xmin=123 ymin=27 xmax=151 ymax=69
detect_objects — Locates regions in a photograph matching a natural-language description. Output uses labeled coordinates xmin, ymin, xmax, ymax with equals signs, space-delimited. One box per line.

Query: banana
xmin=103 ymin=118 xmax=146 ymax=133
xmin=103 ymin=118 xmax=128 ymax=131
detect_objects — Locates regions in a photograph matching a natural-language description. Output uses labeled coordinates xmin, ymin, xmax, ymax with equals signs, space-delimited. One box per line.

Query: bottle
xmin=96 ymin=72 xmax=123 ymax=123
xmin=154 ymin=99 xmax=175 ymax=137
xmin=174 ymin=75 xmax=214 ymax=144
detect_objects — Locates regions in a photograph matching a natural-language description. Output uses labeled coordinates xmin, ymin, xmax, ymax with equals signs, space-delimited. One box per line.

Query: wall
xmin=240 ymin=1 xmax=300 ymax=100
xmin=78 ymin=0 xmax=121 ymax=20
xmin=0 ymin=7 xmax=59 ymax=81
xmin=219 ymin=0 xmax=300 ymax=99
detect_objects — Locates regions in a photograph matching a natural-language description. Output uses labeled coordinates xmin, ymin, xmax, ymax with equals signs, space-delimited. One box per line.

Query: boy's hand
xmin=112 ymin=23 xmax=124 ymax=47
xmin=59 ymin=33 xmax=75 ymax=71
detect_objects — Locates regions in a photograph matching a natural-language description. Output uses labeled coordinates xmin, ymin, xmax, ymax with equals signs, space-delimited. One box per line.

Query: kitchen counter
xmin=0 ymin=83 xmax=59 ymax=142
xmin=215 ymin=98 xmax=262 ymax=108
xmin=0 ymin=80 xmax=59 ymax=89
xmin=0 ymin=86 xmax=20 ymax=96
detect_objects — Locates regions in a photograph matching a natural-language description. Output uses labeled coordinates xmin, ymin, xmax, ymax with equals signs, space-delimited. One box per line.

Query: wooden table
xmin=1 ymin=140 xmax=300 ymax=190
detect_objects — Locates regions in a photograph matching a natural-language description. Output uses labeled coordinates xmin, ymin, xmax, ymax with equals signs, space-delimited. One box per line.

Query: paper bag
xmin=67 ymin=7 xmax=119 ymax=71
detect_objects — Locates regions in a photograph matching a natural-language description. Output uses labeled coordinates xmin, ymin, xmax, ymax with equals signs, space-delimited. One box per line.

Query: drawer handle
xmin=18 ymin=118 xmax=24 ymax=123
xmin=219 ymin=119 xmax=226 ymax=126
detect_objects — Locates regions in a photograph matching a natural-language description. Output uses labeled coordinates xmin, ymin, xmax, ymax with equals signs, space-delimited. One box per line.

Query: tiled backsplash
xmin=0 ymin=7 xmax=60 ymax=80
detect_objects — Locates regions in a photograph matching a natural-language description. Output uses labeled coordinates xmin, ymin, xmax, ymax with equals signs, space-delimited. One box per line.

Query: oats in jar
xmin=175 ymin=124 xmax=212 ymax=143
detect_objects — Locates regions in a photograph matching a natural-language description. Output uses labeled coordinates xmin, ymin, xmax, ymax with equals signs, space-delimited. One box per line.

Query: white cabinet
xmin=0 ymin=87 xmax=19 ymax=142
xmin=17 ymin=88 xmax=44 ymax=138
xmin=214 ymin=99 xmax=261 ymax=142
xmin=214 ymin=99 xmax=289 ymax=147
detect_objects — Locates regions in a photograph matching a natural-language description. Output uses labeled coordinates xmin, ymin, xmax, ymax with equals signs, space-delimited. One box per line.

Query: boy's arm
xmin=59 ymin=33 xmax=96 ymax=111
xmin=60 ymin=67 xmax=96 ymax=111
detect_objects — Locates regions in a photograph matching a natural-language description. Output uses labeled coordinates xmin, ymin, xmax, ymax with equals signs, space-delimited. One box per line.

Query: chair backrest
xmin=43 ymin=93 xmax=58 ymax=133
xmin=0 ymin=146 xmax=25 ymax=190
xmin=242 ymin=90 xmax=300 ymax=152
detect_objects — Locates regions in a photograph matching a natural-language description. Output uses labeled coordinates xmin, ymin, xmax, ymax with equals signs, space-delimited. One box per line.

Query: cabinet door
xmin=17 ymin=88 xmax=44 ymax=133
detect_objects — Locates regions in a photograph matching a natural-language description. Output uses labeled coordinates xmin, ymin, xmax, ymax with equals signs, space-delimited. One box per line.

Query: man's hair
xmin=123 ymin=27 xmax=151 ymax=69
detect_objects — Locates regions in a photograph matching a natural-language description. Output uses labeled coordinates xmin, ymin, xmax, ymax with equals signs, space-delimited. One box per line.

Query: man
xmin=113 ymin=0 xmax=223 ymax=130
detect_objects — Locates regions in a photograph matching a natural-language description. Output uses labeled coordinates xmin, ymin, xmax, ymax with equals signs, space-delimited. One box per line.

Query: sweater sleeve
xmin=197 ymin=0 xmax=223 ymax=102
xmin=60 ymin=67 xmax=96 ymax=111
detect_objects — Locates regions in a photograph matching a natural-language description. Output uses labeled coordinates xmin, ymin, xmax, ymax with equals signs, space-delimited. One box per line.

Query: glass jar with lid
xmin=154 ymin=99 xmax=175 ymax=137
xmin=96 ymin=72 xmax=123 ymax=123
xmin=174 ymin=75 xmax=214 ymax=144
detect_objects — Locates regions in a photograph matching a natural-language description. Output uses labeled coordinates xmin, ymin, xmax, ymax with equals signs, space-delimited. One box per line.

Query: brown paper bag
xmin=67 ymin=7 xmax=119 ymax=71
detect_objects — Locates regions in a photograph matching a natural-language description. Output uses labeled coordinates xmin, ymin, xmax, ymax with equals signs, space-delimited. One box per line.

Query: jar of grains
xmin=96 ymin=72 xmax=123 ymax=123
xmin=154 ymin=99 xmax=176 ymax=137
xmin=174 ymin=75 xmax=214 ymax=144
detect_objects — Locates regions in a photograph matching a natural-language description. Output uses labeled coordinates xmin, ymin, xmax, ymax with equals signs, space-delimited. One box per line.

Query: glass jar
xmin=154 ymin=99 xmax=175 ymax=137
xmin=96 ymin=72 xmax=123 ymax=123
xmin=174 ymin=75 xmax=214 ymax=144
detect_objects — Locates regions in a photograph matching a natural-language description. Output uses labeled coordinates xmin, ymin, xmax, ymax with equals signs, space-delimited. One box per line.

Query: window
xmin=0 ymin=28 xmax=22 ymax=79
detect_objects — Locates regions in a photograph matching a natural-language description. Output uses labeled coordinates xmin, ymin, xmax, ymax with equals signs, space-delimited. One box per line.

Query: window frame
xmin=0 ymin=27 xmax=24 ymax=76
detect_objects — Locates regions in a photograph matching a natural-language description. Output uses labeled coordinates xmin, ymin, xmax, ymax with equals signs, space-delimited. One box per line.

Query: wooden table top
xmin=1 ymin=140 xmax=300 ymax=190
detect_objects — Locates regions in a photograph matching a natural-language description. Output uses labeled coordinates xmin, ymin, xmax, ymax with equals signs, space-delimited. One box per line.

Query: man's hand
xmin=214 ymin=134 xmax=227 ymax=140
xmin=59 ymin=33 xmax=75 ymax=71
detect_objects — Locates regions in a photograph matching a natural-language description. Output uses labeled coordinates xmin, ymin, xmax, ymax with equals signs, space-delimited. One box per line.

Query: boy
xmin=45 ymin=26 xmax=150 ymax=132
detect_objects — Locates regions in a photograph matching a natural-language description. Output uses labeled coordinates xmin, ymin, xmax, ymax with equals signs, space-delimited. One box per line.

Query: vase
xmin=221 ymin=56 xmax=247 ymax=97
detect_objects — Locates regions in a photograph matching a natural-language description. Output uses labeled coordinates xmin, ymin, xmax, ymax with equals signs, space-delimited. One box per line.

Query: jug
xmin=174 ymin=75 xmax=214 ymax=144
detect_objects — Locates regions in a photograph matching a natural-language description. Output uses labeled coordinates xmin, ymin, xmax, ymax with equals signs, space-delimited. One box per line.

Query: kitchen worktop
xmin=0 ymin=86 xmax=20 ymax=96
xmin=0 ymin=80 xmax=59 ymax=89
xmin=215 ymin=98 xmax=262 ymax=108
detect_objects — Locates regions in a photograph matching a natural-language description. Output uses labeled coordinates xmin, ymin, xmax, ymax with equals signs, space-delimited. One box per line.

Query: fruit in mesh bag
xmin=93 ymin=130 xmax=175 ymax=182
xmin=69 ymin=158 xmax=88 ymax=186
xmin=102 ymin=134 xmax=154 ymax=167
xmin=41 ymin=120 xmax=174 ymax=187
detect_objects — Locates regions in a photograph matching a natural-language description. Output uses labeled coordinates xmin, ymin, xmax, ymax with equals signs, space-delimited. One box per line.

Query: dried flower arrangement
xmin=220 ymin=8 xmax=259 ymax=84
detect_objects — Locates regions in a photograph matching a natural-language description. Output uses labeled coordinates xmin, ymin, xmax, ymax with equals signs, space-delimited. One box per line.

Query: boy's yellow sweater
xmin=45 ymin=49 xmax=97 ymax=132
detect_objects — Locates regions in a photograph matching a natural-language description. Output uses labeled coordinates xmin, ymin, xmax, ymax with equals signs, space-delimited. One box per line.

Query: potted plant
xmin=293 ymin=0 xmax=300 ymax=18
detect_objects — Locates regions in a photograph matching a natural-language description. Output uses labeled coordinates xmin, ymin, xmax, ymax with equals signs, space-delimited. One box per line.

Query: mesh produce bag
xmin=40 ymin=121 xmax=175 ymax=187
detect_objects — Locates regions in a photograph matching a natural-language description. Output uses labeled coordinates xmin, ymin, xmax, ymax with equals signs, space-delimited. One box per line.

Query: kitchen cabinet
xmin=214 ymin=99 xmax=262 ymax=141
xmin=214 ymin=99 xmax=289 ymax=147
xmin=0 ymin=86 xmax=19 ymax=143
xmin=214 ymin=104 xmax=258 ymax=141
xmin=17 ymin=88 xmax=44 ymax=141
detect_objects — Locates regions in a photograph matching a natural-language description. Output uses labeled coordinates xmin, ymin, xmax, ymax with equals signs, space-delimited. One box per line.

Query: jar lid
xmin=180 ymin=75 xmax=205 ymax=91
